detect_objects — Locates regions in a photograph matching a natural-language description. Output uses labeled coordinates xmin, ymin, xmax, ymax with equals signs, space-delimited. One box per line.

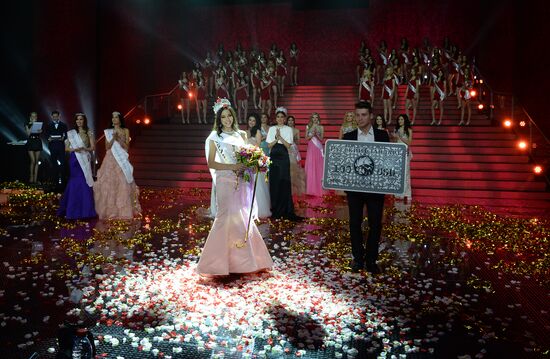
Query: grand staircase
xmin=130 ymin=85 xmax=550 ymax=212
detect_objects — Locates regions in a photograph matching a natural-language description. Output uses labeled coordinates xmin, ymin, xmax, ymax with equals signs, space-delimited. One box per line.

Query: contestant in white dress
xmin=246 ymin=114 xmax=271 ymax=218
xmin=197 ymin=100 xmax=273 ymax=275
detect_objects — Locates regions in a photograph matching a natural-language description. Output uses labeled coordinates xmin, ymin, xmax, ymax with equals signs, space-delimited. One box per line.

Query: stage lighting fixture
xmin=479 ymin=79 xmax=484 ymax=84
xmin=533 ymin=165 xmax=543 ymax=174
xmin=189 ymin=93 xmax=193 ymax=99
xmin=144 ymin=118 xmax=151 ymax=125
xmin=519 ymin=121 xmax=526 ymax=127
xmin=503 ymin=119 xmax=512 ymax=128
xmin=177 ymin=104 xmax=183 ymax=110
xmin=469 ymin=90 xmax=477 ymax=97
xmin=478 ymin=104 xmax=484 ymax=110
xmin=517 ymin=141 xmax=527 ymax=150
xmin=136 ymin=119 xmax=141 ymax=124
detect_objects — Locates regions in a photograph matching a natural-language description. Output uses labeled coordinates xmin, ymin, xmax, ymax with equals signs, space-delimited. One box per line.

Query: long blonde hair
xmin=307 ymin=112 xmax=321 ymax=130
xmin=341 ymin=111 xmax=357 ymax=129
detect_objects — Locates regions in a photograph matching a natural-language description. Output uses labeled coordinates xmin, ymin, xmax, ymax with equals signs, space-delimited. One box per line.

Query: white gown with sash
xmin=197 ymin=131 xmax=273 ymax=275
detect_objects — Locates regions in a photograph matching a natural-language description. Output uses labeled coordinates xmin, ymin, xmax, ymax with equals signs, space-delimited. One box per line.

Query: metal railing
xmin=473 ymin=65 xmax=550 ymax=186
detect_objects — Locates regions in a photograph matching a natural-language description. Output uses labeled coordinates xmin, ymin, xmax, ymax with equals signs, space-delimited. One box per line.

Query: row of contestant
xmin=177 ymin=43 xmax=300 ymax=124
xmin=52 ymin=112 xmax=141 ymax=220
xmin=359 ymin=64 xmax=475 ymax=126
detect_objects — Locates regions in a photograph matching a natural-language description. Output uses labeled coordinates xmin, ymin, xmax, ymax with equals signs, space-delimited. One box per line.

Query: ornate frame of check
xmin=322 ymin=140 xmax=408 ymax=195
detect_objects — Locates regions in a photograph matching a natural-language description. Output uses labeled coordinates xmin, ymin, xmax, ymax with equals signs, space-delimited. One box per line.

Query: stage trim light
xmin=519 ymin=121 xmax=526 ymax=127
xmin=479 ymin=79 xmax=484 ymax=84
xmin=533 ymin=165 xmax=543 ymax=174
xmin=517 ymin=141 xmax=527 ymax=150
xmin=503 ymin=119 xmax=512 ymax=128
xmin=135 ymin=119 xmax=141 ymax=124
xmin=144 ymin=118 xmax=151 ymax=125
xmin=478 ymin=104 xmax=484 ymax=110
xmin=189 ymin=93 xmax=194 ymax=99
xmin=469 ymin=90 xmax=477 ymax=98
xmin=177 ymin=104 xmax=183 ymax=110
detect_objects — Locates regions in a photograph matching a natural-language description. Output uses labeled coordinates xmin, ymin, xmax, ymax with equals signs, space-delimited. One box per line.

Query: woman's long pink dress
xmin=197 ymin=132 xmax=273 ymax=275
xmin=304 ymin=128 xmax=325 ymax=197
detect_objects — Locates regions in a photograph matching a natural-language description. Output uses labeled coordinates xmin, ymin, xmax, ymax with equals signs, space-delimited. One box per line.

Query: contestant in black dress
xmin=266 ymin=107 xmax=302 ymax=221
xmin=25 ymin=111 xmax=43 ymax=183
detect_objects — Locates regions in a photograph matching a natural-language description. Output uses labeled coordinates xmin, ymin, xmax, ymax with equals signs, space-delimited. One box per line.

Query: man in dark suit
xmin=343 ymin=101 xmax=390 ymax=274
xmin=46 ymin=110 xmax=68 ymax=191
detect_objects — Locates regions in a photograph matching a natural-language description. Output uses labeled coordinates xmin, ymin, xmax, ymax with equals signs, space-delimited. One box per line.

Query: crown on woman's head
xmin=112 ymin=111 xmax=121 ymax=117
xmin=275 ymin=106 xmax=287 ymax=116
xmin=213 ymin=98 xmax=231 ymax=114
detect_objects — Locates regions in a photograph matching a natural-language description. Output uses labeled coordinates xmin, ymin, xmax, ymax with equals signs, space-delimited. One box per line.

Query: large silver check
xmin=322 ymin=140 xmax=407 ymax=195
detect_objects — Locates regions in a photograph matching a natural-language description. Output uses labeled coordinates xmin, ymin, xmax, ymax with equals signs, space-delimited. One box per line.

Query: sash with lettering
xmin=66 ymin=129 xmax=94 ymax=187
xmin=204 ymin=131 xmax=257 ymax=219
xmin=308 ymin=127 xmax=325 ymax=157
xmin=362 ymin=81 xmax=373 ymax=96
xmin=408 ymin=80 xmax=417 ymax=94
xmin=104 ymin=129 xmax=134 ymax=184
xmin=435 ymin=81 xmax=446 ymax=101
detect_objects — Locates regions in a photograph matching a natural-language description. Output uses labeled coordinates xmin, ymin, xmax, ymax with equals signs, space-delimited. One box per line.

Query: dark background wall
xmin=0 ymin=0 xmax=548 ymax=145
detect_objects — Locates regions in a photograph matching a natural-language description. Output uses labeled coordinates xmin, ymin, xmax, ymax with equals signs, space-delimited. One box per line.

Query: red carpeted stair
xmin=131 ymin=85 xmax=550 ymax=213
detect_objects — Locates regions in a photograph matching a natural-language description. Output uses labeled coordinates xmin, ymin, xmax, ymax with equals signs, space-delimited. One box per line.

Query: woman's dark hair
xmin=111 ymin=112 xmax=126 ymax=128
xmin=74 ymin=113 xmax=89 ymax=133
xmin=287 ymin=115 xmax=296 ymax=127
xmin=374 ymin=115 xmax=386 ymax=130
xmin=214 ymin=106 xmax=238 ymax=135
xmin=248 ymin=113 xmax=260 ymax=137
xmin=275 ymin=109 xmax=287 ymax=118
xmin=395 ymin=114 xmax=412 ymax=133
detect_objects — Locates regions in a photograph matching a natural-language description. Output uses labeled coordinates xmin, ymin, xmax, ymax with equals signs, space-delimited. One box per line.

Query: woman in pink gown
xmin=93 ymin=112 xmax=141 ymax=220
xmin=304 ymin=112 xmax=325 ymax=197
xmin=197 ymin=100 xmax=273 ymax=276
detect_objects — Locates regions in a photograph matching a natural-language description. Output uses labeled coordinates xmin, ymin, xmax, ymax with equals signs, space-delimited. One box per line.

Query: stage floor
xmin=0 ymin=186 xmax=549 ymax=359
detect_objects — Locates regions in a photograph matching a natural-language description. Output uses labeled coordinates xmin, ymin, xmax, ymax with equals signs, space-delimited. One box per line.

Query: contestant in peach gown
xmin=93 ymin=112 xmax=141 ymax=220
xmin=197 ymin=100 xmax=273 ymax=276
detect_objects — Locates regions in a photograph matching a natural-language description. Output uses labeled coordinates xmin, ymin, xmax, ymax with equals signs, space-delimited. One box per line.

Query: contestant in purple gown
xmin=57 ymin=113 xmax=97 ymax=219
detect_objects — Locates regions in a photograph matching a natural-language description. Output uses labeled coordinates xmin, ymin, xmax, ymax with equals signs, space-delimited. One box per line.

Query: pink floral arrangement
xmin=235 ymin=144 xmax=271 ymax=183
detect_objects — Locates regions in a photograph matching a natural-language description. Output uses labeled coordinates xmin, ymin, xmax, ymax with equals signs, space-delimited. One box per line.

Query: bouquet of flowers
xmin=235 ymin=144 xmax=271 ymax=183
xmin=234 ymin=144 xmax=271 ymax=248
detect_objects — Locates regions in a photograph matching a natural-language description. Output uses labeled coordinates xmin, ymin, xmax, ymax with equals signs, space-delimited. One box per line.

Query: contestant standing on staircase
xmin=289 ymin=43 xmax=299 ymax=86
xmin=430 ymin=69 xmax=446 ymax=125
xmin=178 ymin=72 xmax=191 ymax=124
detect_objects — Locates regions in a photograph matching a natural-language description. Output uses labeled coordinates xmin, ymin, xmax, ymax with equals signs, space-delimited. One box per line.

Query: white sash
xmin=380 ymin=53 xmax=388 ymax=65
xmin=309 ymin=134 xmax=325 ymax=158
xmin=104 ymin=129 xmax=134 ymax=184
xmin=435 ymin=82 xmax=446 ymax=100
xmin=361 ymin=81 xmax=373 ymax=94
xmin=402 ymin=53 xmax=409 ymax=64
xmin=393 ymin=74 xmax=401 ymax=85
xmin=66 ymin=130 xmax=94 ymax=187
xmin=384 ymin=83 xmax=393 ymax=97
xmin=408 ymin=80 xmax=417 ymax=94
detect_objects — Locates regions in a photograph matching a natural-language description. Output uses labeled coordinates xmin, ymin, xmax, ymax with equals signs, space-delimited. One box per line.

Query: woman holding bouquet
xmin=197 ymin=99 xmax=273 ymax=276
xmin=266 ymin=107 xmax=302 ymax=221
